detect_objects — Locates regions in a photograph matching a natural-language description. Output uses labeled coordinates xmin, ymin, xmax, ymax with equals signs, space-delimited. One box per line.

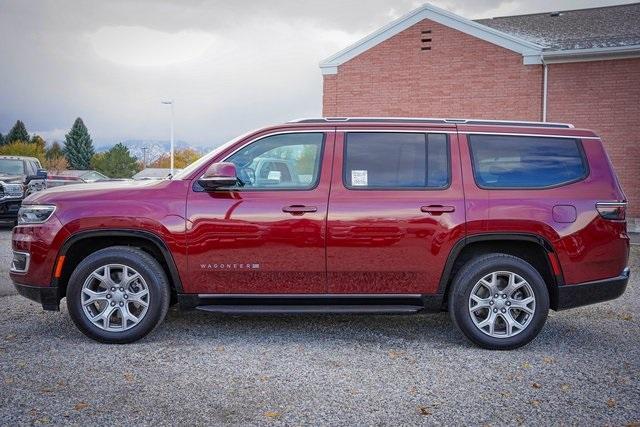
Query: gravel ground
xmin=0 ymin=229 xmax=638 ymax=425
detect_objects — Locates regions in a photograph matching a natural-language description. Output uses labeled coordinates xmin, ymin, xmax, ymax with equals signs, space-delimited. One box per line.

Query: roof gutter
xmin=542 ymin=44 xmax=640 ymax=63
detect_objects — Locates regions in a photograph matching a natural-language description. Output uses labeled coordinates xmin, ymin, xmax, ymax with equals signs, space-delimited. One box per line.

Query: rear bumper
xmin=14 ymin=282 xmax=60 ymax=311
xmin=555 ymin=267 xmax=630 ymax=310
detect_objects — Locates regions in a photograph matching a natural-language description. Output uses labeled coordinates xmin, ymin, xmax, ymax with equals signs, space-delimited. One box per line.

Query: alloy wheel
xmin=81 ymin=264 xmax=150 ymax=332
xmin=468 ymin=271 xmax=536 ymax=338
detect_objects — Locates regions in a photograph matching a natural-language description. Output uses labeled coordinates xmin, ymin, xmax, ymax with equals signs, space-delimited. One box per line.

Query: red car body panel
xmin=10 ymin=121 xmax=629 ymax=305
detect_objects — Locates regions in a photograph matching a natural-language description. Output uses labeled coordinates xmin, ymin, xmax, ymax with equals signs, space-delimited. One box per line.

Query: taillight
xmin=596 ymin=202 xmax=626 ymax=220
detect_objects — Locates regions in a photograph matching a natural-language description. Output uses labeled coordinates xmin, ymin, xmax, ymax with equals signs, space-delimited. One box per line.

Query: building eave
xmin=542 ymin=44 xmax=640 ymax=64
xmin=319 ymin=2 xmax=544 ymax=75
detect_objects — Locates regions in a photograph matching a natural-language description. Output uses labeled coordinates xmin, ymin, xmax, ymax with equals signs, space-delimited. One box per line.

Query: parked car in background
xmin=10 ymin=118 xmax=630 ymax=349
xmin=0 ymin=156 xmax=47 ymax=223
xmin=133 ymin=168 xmax=182 ymax=180
xmin=53 ymin=170 xmax=110 ymax=182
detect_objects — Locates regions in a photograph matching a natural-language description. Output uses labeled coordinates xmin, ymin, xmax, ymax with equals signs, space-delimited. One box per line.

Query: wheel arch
xmin=53 ymin=229 xmax=183 ymax=299
xmin=439 ymin=233 xmax=563 ymax=310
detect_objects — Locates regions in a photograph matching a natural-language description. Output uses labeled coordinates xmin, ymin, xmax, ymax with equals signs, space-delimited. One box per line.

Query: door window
xmin=343 ymin=132 xmax=449 ymax=189
xmin=226 ymin=133 xmax=324 ymax=190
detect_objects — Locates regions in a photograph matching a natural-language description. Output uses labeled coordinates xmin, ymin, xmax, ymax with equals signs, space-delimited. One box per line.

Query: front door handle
xmin=421 ymin=205 xmax=455 ymax=215
xmin=283 ymin=205 xmax=318 ymax=214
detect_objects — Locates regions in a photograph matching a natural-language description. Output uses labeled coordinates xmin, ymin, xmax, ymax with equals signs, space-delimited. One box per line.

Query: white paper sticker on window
xmin=351 ymin=170 xmax=368 ymax=186
xmin=267 ymin=170 xmax=281 ymax=181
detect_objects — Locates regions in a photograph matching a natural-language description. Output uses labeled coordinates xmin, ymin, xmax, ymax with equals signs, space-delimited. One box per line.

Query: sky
xmin=0 ymin=0 xmax=635 ymax=149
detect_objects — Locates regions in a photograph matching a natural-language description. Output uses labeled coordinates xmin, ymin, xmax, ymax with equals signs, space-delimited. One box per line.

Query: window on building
xmin=226 ymin=133 xmax=324 ymax=190
xmin=344 ymin=132 xmax=449 ymax=189
xmin=468 ymin=134 xmax=588 ymax=188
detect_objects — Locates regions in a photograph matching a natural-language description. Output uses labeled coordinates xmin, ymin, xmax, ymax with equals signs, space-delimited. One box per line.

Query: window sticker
xmin=267 ymin=170 xmax=282 ymax=181
xmin=351 ymin=170 xmax=368 ymax=186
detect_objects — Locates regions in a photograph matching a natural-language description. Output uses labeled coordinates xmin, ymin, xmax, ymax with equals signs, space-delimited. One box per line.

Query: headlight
xmin=17 ymin=205 xmax=56 ymax=224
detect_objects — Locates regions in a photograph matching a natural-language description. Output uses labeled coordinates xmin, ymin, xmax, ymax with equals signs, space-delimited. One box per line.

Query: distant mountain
xmin=95 ymin=140 xmax=212 ymax=164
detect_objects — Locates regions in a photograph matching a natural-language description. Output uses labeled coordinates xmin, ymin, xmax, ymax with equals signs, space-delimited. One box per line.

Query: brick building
xmin=320 ymin=3 xmax=640 ymax=218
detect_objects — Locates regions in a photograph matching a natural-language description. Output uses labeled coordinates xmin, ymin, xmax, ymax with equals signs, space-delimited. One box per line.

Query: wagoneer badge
xmin=200 ymin=263 xmax=260 ymax=270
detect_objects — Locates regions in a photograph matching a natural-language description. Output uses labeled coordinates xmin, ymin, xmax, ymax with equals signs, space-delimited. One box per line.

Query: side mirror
xmin=198 ymin=162 xmax=238 ymax=190
xmin=26 ymin=169 xmax=48 ymax=184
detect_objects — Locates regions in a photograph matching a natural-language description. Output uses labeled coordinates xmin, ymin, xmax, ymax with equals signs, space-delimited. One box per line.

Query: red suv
xmin=10 ymin=118 xmax=630 ymax=349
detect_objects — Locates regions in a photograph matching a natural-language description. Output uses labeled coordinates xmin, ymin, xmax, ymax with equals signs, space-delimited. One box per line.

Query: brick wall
xmin=322 ymin=18 xmax=639 ymax=216
xmin=547 ymin=59 xmax=640 ymax=216
xmin=322 ymin=19 xmax=542 ymax=119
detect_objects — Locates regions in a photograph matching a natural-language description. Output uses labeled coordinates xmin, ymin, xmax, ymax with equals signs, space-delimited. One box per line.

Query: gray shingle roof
xmin=475 ymin=2 xmax=640 ymax=50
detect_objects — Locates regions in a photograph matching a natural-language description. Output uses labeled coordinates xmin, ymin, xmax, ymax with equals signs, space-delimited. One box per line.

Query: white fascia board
xmin=542 ymin=44 xmax=640 ymax=63
xmin=319 ymin=2 xmax=544 ymax=74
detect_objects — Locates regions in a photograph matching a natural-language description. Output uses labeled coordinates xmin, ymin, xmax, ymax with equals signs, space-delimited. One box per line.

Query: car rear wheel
xmin=66 ymin=246 xmax=170 ymax=343
xmin=448 ymin=253 xmax=549 ymax=350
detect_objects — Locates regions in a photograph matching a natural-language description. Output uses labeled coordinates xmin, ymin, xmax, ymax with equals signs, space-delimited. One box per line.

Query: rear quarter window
xmin=468 ymin=134 xmax=588 ymax=189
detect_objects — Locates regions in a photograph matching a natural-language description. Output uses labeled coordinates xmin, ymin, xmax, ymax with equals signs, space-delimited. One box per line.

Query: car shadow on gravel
xmin=6 ymin=297 xmax=619 ymax=351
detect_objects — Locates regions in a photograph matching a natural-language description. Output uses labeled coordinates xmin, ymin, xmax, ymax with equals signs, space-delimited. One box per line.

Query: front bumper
xmin=14 ymin=282 xmax=61 ymax=311
xmin=555 ymin=267 xmax=630 ymax=310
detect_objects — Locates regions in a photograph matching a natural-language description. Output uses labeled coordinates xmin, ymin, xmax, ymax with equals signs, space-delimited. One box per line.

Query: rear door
xmin=326 ymin=127 xmax=465 ymax=295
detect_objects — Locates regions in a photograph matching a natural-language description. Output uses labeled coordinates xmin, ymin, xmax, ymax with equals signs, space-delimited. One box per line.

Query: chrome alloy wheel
xmin=468 ymin=271 xmax=536 ymax=338
xmin=81 ymin=264 xmax=150 ymax=332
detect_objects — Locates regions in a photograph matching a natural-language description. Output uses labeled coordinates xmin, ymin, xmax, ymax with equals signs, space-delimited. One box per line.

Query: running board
xmin=196 ymin=304 xmax=422 ymax=315
xmin=178 ymin=293 xmax=445 ymax=313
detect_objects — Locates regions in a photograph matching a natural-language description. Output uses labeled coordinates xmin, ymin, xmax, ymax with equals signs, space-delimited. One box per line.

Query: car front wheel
xmin=66 ymin=246 xmax=170 ymax=343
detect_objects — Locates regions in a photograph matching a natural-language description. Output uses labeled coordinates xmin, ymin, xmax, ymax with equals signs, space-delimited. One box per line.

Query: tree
xmin=0 ymin=133 xmax=4 ymax=145
xmin=6 ymin=120 xmax=30 ymax=143
xmin=43 ymin=156 xmax=69 ymax=174
xmin=63 ymin=118 xmax=95 ymax=169
xmin=0 ymin=141 xmax=46 ymax=163
xmin=46 ymin=141 xmax=64 ymax=160
xmin=149 ymin=148 xmax=201 ymax=169
xmin=91 ymin=143 xmax=140 ymax=178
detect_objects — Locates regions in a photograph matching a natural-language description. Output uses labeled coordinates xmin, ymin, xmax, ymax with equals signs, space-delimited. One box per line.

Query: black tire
xmin=66 ymin=246 xmax=170 ymax=344
xmin=448 ymin=253 xmax=549 ymax=350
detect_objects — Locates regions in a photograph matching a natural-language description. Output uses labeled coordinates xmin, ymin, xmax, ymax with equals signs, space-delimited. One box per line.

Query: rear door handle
xmin=421 ymin=205 xmax=455 ymax=215
xmin=282 ymin=205 xmax=318 ymax=214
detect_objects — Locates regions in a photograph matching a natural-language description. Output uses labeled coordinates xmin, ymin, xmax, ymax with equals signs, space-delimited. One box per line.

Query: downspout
xmin=542 ymin=58 xmax=548 ymax=122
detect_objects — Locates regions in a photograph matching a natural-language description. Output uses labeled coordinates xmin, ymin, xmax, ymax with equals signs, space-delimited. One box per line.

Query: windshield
xmin=0 ymin=159 xmax=24 ymax=175
xmin=172 ymin=130 xmax=257 ymax=180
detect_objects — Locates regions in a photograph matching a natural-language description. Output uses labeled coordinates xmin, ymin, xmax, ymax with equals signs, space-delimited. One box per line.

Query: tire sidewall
xmin=450 ymin=256 xmax=550 ymax=350
xmin=66 ymin=248 xmax=169 ymax=344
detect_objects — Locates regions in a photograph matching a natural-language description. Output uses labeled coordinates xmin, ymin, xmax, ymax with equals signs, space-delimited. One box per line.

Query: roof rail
xmin=288 ymin=117 xmax=574 ymax=128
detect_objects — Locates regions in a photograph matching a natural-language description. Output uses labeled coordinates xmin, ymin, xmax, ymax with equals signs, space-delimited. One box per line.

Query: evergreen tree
xmin=91 ymin=143 xmax=140 ymax=178
xmin=0 ymin=133 xmax=4 ymax=145
xmin=63 ymin=118 xmax=95 ymax=169
xmin=6 ymin=120 xmax=30 ymax=143
xmin=46 ymin=141 xmax=64 ymax=160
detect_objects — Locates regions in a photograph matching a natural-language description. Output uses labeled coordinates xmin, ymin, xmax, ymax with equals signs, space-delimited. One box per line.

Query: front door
xmin=327 ymin=129 xmax=465 ymax=294
xmin=186 ymin=130 xmax=334 ymax=294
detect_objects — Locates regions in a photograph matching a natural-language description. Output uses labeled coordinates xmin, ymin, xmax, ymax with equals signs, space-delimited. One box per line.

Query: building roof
xmin=320 ymin=2 xmax=640 ymax=73
xmin=476 ymin=3 xmax=640 ymax=51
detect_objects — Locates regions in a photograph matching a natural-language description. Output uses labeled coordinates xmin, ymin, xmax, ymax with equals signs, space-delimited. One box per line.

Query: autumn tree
xmin=0 ymin=141 xmax=46 ymax=163
xmin=149 ymin=148 xmax=201 ymax=169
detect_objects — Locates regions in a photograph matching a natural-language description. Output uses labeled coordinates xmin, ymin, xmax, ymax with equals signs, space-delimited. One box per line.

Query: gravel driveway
xmin=0 ymin=228 xmax=638 ymax=425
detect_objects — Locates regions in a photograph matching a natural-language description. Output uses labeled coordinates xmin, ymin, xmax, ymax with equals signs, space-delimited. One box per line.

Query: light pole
xmin=161 ymin=99 xmax=174 ymax=175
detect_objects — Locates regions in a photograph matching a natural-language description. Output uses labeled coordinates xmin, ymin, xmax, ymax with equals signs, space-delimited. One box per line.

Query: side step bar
xmin=178 ymin=293 xmax=445 ymax=314
xmin=196 ymin=304 xmax=423 ymax=315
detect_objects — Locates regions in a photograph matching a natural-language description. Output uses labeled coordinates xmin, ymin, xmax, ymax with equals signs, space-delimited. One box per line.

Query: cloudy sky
xmin=0 ymin=0 xmax=634 ymax=148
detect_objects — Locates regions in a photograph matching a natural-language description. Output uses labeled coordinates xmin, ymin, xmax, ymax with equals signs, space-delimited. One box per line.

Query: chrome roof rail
xmin=288 ymin=117 xmax=574 ymax=128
